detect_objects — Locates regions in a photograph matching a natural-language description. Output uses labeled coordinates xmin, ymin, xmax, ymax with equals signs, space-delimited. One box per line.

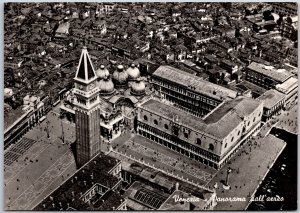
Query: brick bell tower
xmin=73 ymin=46 xmax=101 ymax=168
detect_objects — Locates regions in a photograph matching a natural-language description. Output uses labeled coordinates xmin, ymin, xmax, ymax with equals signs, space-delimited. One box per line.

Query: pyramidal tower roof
xmin=74 ymin=46 xmax=97 ymax=83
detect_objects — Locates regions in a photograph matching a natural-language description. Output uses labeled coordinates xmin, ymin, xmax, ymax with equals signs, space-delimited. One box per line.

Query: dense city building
xmin=271 ymin=3 xmax=298 ymax=16
xmin=246 ymin=62 xmax=294 ymax=90
xmin=4 ymin=2 xmax=298 ymax=211
xmin=257 ymin=89 xmax=286 ymax=121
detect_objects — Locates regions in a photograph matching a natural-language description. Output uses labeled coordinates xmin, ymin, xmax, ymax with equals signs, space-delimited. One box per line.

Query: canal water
xmin=247 ymin=128 xmax=297 ymax=210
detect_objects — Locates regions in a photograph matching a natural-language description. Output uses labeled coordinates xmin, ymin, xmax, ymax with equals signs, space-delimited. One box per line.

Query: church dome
xmin=131 ymin=78 xmax=146 ymax=96
xmin=112 ymin=65 xmax=128 ymax=86
xmin=126 ymin=63 xmax=140 ymax=80
xmin=99 ymin=76 xmax=115 ymax=95
xmin=96 ymin=65 xmax=110 ymax=79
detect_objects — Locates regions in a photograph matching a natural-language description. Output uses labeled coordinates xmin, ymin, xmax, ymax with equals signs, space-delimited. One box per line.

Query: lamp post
xmin=46 ymin=118 xmax=50 ymax=139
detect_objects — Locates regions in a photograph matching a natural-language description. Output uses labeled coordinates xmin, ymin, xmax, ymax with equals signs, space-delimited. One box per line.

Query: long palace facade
xmin=151 ymin=66 xmax=237 ymax=117
xmin=137 ymin=97 xmax=263 ymax=169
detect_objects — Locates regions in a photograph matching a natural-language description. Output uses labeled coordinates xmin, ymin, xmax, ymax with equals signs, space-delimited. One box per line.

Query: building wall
xmin=245 ymin=69 xmax=279 ymax=89
xmin=261 ymin=100 xmax=285 ymax=121
xmin=220 ymin=102 xmax=263 ymax=157
xmin=75 ymin=107 xmax=101 ymax=167
xmin=272 ymin=3 xmax=298 ymax=16
xmin=137 ymin=108 xmax=222 ymax=155
xmin=136 ymin=100 xmax=263 ymax=169
xmin=152 ymin=77 xmax=221 ymax=117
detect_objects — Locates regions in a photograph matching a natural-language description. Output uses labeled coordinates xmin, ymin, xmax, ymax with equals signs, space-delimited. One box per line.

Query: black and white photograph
xmin=3 ymin=2 xmax=298 ymax=211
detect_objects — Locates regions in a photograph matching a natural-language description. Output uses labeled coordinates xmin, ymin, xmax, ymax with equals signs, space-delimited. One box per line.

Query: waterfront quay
xmin=206 ymin=134 xmax=286 ymax=210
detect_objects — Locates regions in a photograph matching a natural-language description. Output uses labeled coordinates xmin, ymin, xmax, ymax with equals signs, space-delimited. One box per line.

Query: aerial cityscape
xmin=4 ymin=2 xmax=298 ymax=211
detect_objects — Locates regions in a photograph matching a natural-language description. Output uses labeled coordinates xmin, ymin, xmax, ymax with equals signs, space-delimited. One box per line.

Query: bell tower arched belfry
xmin=73 ymin=46 xmax=101 ymax=168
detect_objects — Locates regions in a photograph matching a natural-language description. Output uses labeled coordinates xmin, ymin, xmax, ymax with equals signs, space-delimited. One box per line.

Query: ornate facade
xmin=137 ymin=97 xmax=263 ymax=169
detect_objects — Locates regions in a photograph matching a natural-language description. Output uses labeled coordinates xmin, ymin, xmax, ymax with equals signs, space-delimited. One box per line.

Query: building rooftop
xmin=276 ymin=77 xmax=298 ymax=94
xmin=140 ymin=98 xmax=207 ymax=133
xmin=74 ymin=47 xmax=97 ymax=83
xmin=4 ymin=108 xmax=27 ymax=131
xmin=257 ymin=89 xmax=285 ymax=110
xmin=203 ymin=97 xmax=262 ymax=138
xmin=152 ymin=65 xmax=237 ymax=100
xmin=140 ymin=97 xmax=262 ymax=139
xmin=34 ymin=154 xmax=121 ymax=211
xmin=124 ymin=181 xmax=169 ymax=210
xmin=247 ymin=62 xmax=293 ymax=83
xmin=235 ymin=80 xmax=267 ymax=97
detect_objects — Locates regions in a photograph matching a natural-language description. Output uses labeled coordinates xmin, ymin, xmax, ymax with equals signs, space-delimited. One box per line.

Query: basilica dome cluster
xmin=95 ymin=64 xmax=145 ymax=96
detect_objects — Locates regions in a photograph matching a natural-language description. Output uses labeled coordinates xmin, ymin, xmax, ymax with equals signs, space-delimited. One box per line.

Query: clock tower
xmin=73 ymin=46 xmax=101 ymax=168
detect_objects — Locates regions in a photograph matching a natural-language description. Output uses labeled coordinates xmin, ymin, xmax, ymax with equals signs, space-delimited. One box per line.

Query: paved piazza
xmin=111 ymin=134 xmax=216 ymax=186
xmin=124 ymin=140 xmax=213 ymax=182
xmin=4 ymin=106 xmax=77 ymax=210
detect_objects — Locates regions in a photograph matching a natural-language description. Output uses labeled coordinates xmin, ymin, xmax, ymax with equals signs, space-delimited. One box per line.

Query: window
xmin=184 ymin=132 xmax=189 ymax=139
xmin=164 ymin=124 xmax=169 ymax=130
xmin=209 ymin=143 xmax=214 ymax=151
xmin=253 ymin=117 xmax=256 ymax=122
xmin=238 ymin=130 xmax=240 ymax=136
xmin=225 ymin=143 xmax=227 ymax=148
xmin=196 ymin=138 xmax=202 ymax=145
xmin=247 ymin=121 xmax=250 ymax=126
xmin=231 ymin=137 xmax=234 ymax=142
xmin=154 ymin=119 xmax=158 ymax=125
xmin=144 ymin=115 xmax=148 ymax=121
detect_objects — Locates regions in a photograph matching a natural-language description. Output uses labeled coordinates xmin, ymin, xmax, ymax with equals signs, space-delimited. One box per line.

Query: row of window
xmin=161 ymin=86 xmax=219 ymax=106
xmin=138 ymin=125 xmax=219 ymax=161
xmin=140 ymin=119 xmax=215 ymax=151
